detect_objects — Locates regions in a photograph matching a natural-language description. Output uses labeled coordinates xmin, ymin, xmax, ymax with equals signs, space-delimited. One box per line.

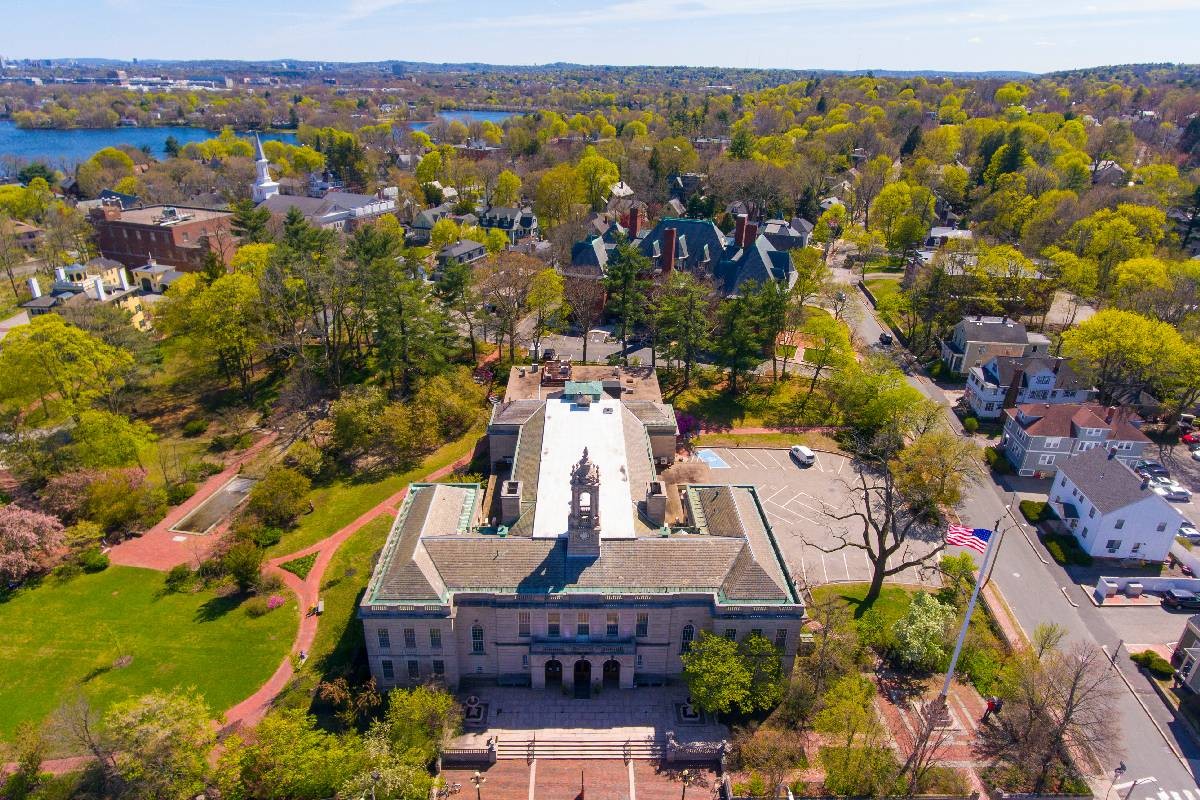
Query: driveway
xmin=695 ymin=446 xmax=941 ymax=589
xmin=540 ymin=329 xmax=654 ymax=365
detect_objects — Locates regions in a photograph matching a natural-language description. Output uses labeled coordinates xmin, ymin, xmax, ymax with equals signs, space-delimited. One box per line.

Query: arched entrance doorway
xmin=602 ymin=659 xmax=620 ymax=689
xmin=545 ymin=659 xmax=563 ymax=688
xmin=573 ymin=659 xmax=592 ymax=698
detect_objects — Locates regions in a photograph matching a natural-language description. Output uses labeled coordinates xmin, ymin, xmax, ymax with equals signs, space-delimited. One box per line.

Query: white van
xmin=789 ymin=445 xmax=816 ymax=467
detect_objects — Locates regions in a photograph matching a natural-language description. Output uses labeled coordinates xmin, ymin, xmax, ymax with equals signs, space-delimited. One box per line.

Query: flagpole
xmin=939 ymin=527 xmax=1002 ymax=700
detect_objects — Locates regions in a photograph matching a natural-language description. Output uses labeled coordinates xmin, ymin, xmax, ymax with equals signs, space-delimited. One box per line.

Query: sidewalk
xmin=221 ymin=447 xmax=476 ymax=731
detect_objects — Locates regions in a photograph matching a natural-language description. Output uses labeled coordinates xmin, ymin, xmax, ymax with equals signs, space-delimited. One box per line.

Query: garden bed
xmin=169 ymin=475 xmax=257 ymax=535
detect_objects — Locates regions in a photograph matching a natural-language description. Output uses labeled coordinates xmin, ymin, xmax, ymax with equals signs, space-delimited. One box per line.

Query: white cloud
xmin=967 ymin=36 xmax=983 ymax=43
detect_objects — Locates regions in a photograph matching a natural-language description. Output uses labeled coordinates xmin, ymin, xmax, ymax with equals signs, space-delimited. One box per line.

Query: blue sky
xmin=5 ymin=0 xmax=1199 ymax=74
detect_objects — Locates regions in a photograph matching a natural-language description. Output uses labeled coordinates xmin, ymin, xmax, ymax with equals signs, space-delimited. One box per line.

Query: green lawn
xmin=275 ymin=514 xmax=393 ymax=725
xmin=672 ymin=377 xmax=841 ymax=430
xmin=267 ymin=426 xmax=484 ymax=557
xmin=0 ymin=566 xmax=297 ymax=747
xmin=863 ymin=277 xmax=901 ymax=305
xmin=692 ymin=430 xmax=844 ymax=452
xmin=810 ymin=581 xmax=917 ymax=622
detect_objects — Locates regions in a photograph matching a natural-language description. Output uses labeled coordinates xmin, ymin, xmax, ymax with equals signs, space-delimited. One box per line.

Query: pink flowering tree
xmin=0 ymin=505 xmax=65 ymax=583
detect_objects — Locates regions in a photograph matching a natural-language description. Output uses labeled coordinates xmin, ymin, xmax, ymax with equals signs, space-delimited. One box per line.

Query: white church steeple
xmin=251 ymin=133 xmax=280 ymax=203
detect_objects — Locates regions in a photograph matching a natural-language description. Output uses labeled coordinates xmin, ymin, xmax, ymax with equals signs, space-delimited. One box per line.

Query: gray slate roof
xmin=1058 ymin=446 xmax=1153 ymax=514
xmin=956 ymin=316 xmax=1030 ymax=345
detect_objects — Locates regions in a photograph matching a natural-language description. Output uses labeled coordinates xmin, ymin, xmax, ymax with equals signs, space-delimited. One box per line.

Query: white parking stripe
xmin=812 ymin=451 xmax=825 ymax=472
xmin=819 ymin=548 xmax=830 ymax=583
xmin=837 ymin=457 xmax=847 ymax=475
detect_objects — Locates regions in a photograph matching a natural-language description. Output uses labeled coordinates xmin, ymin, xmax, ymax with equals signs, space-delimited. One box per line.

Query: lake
xmin=0 ymin=122 xmax=298 ymax=168
xmin=408 ymin=109 xmax=517 ymax=131
xmin=0 ymin=110 xmax=518 ymax=169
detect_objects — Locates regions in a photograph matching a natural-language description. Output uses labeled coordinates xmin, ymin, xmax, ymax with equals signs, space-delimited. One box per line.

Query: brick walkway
xmin=442 ymin=762 xmax=532 ymax=800
xmin=634 ymin=762 xmax=719 ymax=800
xmin=874 ymin=673 xmax=989 ymax=795
xmin=220 ymin=447 xmax=477 ymax=732
xmin=108 ymin=431 xmax=279 ymax=571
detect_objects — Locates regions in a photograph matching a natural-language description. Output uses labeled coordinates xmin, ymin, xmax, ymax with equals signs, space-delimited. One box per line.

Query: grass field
xmin=692 ymin=430 xmax=844 ymax=452
xmin=810 ymin=581 xmax=917 ymax=622
xmin=0 ymin=566 xmax=297 ymax=747
xmin=275 ymin=514 xmax=393 ymax=725
xmin=267 ymin=425 xmax=484 ymax=558
xmin=672 ymin=378 xmax=840 ymax=429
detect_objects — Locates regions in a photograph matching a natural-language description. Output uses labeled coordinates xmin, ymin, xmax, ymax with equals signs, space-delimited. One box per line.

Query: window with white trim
xmin=635 ymin=613 xmax=648 ymax=638
xmin=429 ymin=628 xmax=441 ymax=649
xmin=471 ymin=624 xmax=484 ymax=654
xmin=518 ymin=611 xmax=530 ymax=637
xmin=407 ymin=660 xmax=419 ymax=680
xmin=381 ymin=659 xmax=394 ymax=681
xmin=403 ymin=628 xmax=416 ymax=649
xmin=377 ymin=629 xmax=390 ymax=650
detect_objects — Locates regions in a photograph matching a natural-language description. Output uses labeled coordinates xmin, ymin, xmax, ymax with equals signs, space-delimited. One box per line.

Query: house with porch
xmin=964 ymin=355 xmax=1094 ymax=420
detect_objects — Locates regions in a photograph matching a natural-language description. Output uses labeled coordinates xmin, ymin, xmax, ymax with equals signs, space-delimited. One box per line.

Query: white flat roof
xmin=532 ymin=397 xmax=635 ymax=539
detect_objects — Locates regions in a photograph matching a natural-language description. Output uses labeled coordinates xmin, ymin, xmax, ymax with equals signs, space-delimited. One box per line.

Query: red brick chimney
xmin=1105 ymin=406 xmax=1116 ymax=423
xmin=660 ymin=227 xmax=677 ymax=273
xmin=1002 ymin=366 xmax=1024 ymax=410
xmin=744 ymin=222 xmax=759 ymax=245
xmin=734 ymin=214 xmax=748 ymax=247
xmin=627 ymin=209 xmax=640 ymax=240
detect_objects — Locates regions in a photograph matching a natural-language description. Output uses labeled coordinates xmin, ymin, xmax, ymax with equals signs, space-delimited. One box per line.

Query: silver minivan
xmin=789 ymin=445 xmax=816 ymax=467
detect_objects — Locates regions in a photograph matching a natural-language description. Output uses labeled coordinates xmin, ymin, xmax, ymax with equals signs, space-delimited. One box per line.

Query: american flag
xmin=945 ymin=524 xmax=993 ymax=554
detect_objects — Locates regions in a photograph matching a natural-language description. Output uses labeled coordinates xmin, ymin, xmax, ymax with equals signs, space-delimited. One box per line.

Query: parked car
xmin=878 ymin=332 xmax=894 ymax=347
xmin=1182 ymin=431 xmax=1200 ymax=445
xmin=1179 ymin=522 xmax=1200 ymax=542
xmin=1191 ymin=449 xmax=1200 ymax=462
xmin=789 ymin=445 xmax=816 ymax=466
xmin=1150 ymin=477 xmax=1192 ymax=502
xmin=1163 ymin=589 xmax=1200 ymax=609
xmin=1135 ymin=460 xmax=1170 ymax=479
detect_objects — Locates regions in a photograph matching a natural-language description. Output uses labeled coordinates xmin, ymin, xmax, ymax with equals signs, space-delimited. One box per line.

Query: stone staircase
xmin=496 ymin=733 xmax=665 ymax=761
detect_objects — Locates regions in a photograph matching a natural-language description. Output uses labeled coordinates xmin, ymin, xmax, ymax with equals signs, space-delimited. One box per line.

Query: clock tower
xmin=567 ymin=448 xmax=601 ymax=558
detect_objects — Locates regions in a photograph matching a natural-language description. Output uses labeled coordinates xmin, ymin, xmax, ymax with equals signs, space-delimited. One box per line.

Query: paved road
xmin=842 ymin=277 xmax=1200 ymax=790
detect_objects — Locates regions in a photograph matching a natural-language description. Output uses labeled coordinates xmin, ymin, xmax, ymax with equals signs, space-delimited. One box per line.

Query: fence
xmin=439 ymin=738 xmax=497 ymax=768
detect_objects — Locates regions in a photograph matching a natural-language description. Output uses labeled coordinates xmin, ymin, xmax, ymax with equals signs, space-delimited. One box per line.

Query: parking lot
xmin=693 ymin=447 xmax=941 ymax=589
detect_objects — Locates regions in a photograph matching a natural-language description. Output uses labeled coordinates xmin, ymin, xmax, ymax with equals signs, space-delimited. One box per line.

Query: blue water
xmin=0 ymin=109 xmax=517 ymax=169
xmin=0 ymin=121 xmax=298 ymax=168
xmin=409 ymin=109 xmax=516 ymax=132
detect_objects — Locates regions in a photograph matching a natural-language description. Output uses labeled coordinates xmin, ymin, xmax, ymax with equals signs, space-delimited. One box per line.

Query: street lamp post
xmin=1104 ymin=762 xmax=1127 ymax=800
xmin=679 ymin=769 xmax=694 ymax=800
xmin=470 ymin=770 xmax=486 ymax=800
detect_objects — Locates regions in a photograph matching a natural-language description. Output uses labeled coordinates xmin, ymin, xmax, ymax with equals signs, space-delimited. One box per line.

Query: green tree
xmin=0 ymin=313 xmax=134 ymax=420
xmin=603 ymin=239 xmax=652 ymax=365
xmin=246 ymin=466 xmax=312 ymax=528
xmin=681 ymin=631 xmax=752 ymax=715
xmin=1060 ymin=309 xmax=1183 ymax=404
xmin=797 ymin=313 xmax=853 ymax=406
xmin=891 ymin=430 xmax=980 ymax=517
xmin=576 ymin=148 xmax=620 ymax=211
xmin=68 ymin=409 xmax=155 ymax=470
xmin=534 ymin=162 xmax=582 ymax=225
xmin=527 ymin=268 xmax=567 ymax=360
xmin=222 ymin=540 xmax=264 ymax=593
xmin=216 ymin=709 xmax=367 ymax=800
xmin=656 ymin=271 xmax=714 ymax=387
xmin=230 ymin=198 xmax=273 ymax=244
xmin=158 ymin=272 xmax=265 ymax=397
xmin=714 ymin=289 xmax=766 ymax=395
xmin=493 ymin=169 xmax=522 ymax=207
xmin=738 ymin=633 xmax=787 ymax=713
xmin=104 ymin=689 xmax=214 ymax=800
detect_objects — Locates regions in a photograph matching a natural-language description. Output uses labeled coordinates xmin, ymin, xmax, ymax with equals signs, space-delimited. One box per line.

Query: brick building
xmin=89 ymin=200 xmax=235 ymax=271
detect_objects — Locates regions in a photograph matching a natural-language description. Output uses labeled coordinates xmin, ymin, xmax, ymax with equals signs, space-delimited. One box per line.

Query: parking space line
xmin=811 ymin=451 xmax=825 ymax=472
xmin=819 ymin=548 xmax=830 ymax=583
xmin=724 ymin=449 xmax=749 ymax=469
xmin=744 ymin=450 xmax=769 ymax=468
xmin=766 ymin=450 xmax=791 ymax=468
xmin=842 ymin=550 xmax=851 ymax=580
xmin=763 ymin=487 xmax=786 ymax=504
xmin=837 ymin=457 xmax=847 ymax=476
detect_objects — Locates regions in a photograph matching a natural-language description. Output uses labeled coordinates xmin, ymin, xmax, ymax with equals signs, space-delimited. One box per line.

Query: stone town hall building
xmin=359 ymin=365 xmax=804 ymax=695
